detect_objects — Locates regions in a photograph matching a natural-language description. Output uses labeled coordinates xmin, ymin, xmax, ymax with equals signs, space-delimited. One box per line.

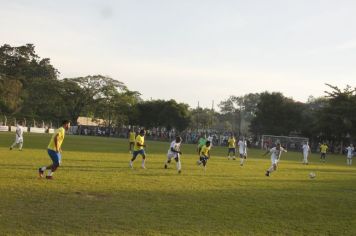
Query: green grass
xmin=0 ymin=132 xmax=355 ymax=235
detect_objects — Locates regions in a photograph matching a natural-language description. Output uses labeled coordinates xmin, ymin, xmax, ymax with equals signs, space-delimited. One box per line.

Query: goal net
xmin=261 ymin=135 xmax=309 ymax=151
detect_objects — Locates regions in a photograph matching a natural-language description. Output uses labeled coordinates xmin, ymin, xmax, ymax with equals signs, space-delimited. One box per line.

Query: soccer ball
xmin=309 ymin=172 xmax=316 ymax=179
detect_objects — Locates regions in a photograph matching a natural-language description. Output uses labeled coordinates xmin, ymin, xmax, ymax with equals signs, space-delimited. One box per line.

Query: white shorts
xmin=15 ymin=137 xmax=23 ymax=144
xmin=347 ymin=155 xmax=353 ymax=159
xmin=271 ymin=157 xmax=279 ymax=165
xmin=167 ymin=152 xmax=179 ymax=160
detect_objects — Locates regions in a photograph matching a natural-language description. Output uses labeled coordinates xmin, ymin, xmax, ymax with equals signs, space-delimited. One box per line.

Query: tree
xmin=218 ymin=93 xmax=260 ymax=134
xmin=250 ymin=92 xmax=303 ymax=136
xmin=136 ymin=100 xmax=191 ymax=132
xmin=315 ymin=84 xmax=356 ymax=150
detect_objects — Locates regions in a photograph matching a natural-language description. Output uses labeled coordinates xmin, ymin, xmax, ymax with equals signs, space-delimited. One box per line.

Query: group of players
xmin=127 ymin=129 xmax=249 ymax=174
xmin=7 ymin=121 xmax=355 ymax=179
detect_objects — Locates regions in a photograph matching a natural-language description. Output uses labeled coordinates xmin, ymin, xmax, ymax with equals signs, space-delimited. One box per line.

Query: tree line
xmin=1 ymin=44 xmax=355 ymax=143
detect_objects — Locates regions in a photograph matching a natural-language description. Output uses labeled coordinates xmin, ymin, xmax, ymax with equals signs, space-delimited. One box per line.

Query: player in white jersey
xmin=238 ymin=138 xmax=247 ymax=166
xmin=301 ymin=142 xmax=311 ymax=165
xmin=10 ymin=122 xmax=24 ymax=151
xmin=164 ymin=136 xmax=182 ymax=174
xmin=263 ymin=143 xmax=287 ymax=177
xmin=345 ymin=144 xmax=354 ymax=166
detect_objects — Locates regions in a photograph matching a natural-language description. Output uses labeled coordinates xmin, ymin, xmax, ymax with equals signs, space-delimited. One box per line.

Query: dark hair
xmin=206 ymin=141 xmax=211 ymax=146
xmin=140 ymin=129 xmax=145 ymax=134
xmin=62 ymin=120 xmax=70 ymax=125
xmin=176 ymin=136 xmax=182 ymax=143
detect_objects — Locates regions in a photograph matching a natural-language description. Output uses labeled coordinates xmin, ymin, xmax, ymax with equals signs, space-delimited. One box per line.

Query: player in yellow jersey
xmin=38 ymin=120 xmax=70 ymax=179
xmin=197 ymin=140 xmax=211 ymax=171
xmin=129 ymin=129 xmax=147 ymax=169
xmin=227 ymin=134 xmax=236 ymax=160
xmin=128 ymin=128 xmax=136 ymax=153
xmin=320 ymin=142 xmax=328 ymax=162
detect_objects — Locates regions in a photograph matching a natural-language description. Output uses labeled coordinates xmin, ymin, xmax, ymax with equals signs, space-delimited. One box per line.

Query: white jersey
xmin=346 ymin=146 xmax=354 ymax=158
xmin=15 ymin=125 xmax=24 ymax=143
xmin=302 ymin=144 xmax=310 ymax=154
xmin=270 ymin=147 xmax=286 ymax=164
xmin=238 ymin=140 xmax=247 ymax=154
xmin=167 ymin=141 xmax=181 ymax=156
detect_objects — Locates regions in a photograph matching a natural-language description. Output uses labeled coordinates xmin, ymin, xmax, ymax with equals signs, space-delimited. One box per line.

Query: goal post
xmin=261 ymin=135 xmax=309 ymax=151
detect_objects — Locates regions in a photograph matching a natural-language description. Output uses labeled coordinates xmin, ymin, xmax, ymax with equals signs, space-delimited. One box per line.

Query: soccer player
xmin=10 ymin=121 xmax=24 ymax=151
xmin=129 ymin=129 xmax=147 ymax=169
xmin=128 ymin=128 xmax=136 ymax=153
xmin=197 ymin=134 xmax=206 ymax=156
xmin=197 ymin=140 xmax=211 ymax=171
xmin=38 ymin=120 xmax=70 ymax=179
xmin=320 ymin=142 xmax=328 ymax=162
xmin=345 ymin=144 xmax=354 ymax=166
xmin=263 ymin=143 xmax=287 ymax=177
xmin=238 ymin=138 xmax=247 ymax=166
xmin=227 ymin=134 xmax=236 ymax=160
xmin=164 ymin=136 xmax=183 ymax=173
xmin=302 ymin=142 xmax=311 ymax=165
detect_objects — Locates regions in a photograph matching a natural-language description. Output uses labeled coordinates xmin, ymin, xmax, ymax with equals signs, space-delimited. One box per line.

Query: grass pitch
xmin=0 ymin=132 xmax=355 ymax=235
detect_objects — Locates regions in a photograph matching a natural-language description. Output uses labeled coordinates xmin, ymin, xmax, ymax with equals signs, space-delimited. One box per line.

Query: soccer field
xmin=0 ymin=133 xmax=355 ymax=235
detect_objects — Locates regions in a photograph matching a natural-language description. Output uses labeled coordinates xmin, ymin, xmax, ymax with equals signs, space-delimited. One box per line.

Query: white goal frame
xmin=261 ymin=135 xmax=309 ymax=151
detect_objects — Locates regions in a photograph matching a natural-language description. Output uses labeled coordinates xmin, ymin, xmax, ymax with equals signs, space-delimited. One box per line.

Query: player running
xmin=238 ymin=138 xmax=247 ymax=166
xmin=197 ymin=134 xmax=207 ymax=156
xmin=129 ymin=129 xmax=147 ymax=169
xmin=345 ymin=144 xmax=354 ymax=166
xmin=197 ymin=140 xmax=211 ymax=171
xmin=227 ymin=134 xmax=236 ymax=160
xmin=164 ymin=136 xmax=183 ymax=174
xmin=10 ymin=121 xmax=24 ymax=151
xmin=263 ymin=143 xmax=287 ymax=177
xmin=38 ymin=120 xmax=70 ymax=179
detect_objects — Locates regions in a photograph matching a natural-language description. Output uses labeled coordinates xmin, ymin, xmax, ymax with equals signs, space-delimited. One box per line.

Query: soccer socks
xmin=176 ymin=160 xmax=181 ymax=171
xmin=19 ymin=142 xmax=23 ymax=150
xmin=141 ymin=159 xmax=145 ymax=168
xmin=267 ymin=166 xmax=274 ymax=173
xmin=240 ymin=158 xmax=244 ymax=166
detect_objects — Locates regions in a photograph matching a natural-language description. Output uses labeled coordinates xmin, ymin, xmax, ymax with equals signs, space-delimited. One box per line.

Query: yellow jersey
xmin=320 ymin=144 xmax=328 ymax=153
xmin=134 ymin=135 xmax=145 ymax=151
xmin=129 ymin=131 xmax=136 ymax=142
xmin=228 ymin=138 xmax=236 ymax=148
xmin=200 ymin=145 xmax=210 ymax=157
xmin=48 ymin=127 xmax=65 ymax=151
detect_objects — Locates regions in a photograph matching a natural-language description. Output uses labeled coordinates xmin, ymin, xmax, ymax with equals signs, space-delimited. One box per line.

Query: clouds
xmin=1 ymin=0 xmax=355 ymax=109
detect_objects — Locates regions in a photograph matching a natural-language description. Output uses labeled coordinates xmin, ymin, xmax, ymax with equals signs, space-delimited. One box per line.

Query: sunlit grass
xmin=0 ymin=132 xmax=355 ymax=235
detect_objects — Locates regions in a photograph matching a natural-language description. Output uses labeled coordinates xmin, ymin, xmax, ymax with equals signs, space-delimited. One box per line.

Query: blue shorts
xmin=48 ymin=149 xmax=61 ymax=166
xmin=133 ymin=149 xmax=145 ymax=158
xmin=228 ymin=148 xmax=236 ymax=154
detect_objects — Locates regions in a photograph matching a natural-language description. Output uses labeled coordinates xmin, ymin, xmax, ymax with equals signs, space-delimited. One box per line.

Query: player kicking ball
xmin=263 ymin=143 xmax=287 ymax=177
xmin=38 ymin=120 xmax=70 ymax=180
xmin=129 ymin=129 xmax=147 ymax=169
xmin=197 ymin=140 xmax=211 ymax=171
xmin=164 ymin=136 xmax=183 ymax=174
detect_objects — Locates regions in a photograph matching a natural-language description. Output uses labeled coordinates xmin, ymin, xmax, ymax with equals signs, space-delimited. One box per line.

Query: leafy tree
xmin=136 ymin=100 xmax=191 ymax=132
xmin=250 ymin=92 xmax=303 ymax=136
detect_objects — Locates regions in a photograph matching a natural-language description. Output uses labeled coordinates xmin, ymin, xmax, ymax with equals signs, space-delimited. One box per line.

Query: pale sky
xmin=1 ymin=0 xmax=356 ymax=109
